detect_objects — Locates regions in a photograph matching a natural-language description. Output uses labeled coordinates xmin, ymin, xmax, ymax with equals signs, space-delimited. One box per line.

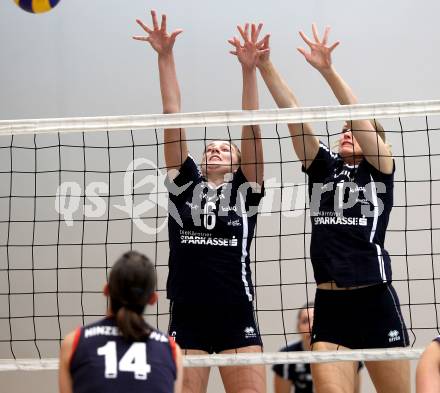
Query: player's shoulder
xmin=61 ymin=329 xmax=78 ymax=351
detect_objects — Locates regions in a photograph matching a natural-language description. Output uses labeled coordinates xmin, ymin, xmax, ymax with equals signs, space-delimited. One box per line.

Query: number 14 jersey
xmin=70 ymin=318 xmax=176 ymax=393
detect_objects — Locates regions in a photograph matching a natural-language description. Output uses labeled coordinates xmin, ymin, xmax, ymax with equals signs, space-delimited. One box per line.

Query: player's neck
xmin=342 ymin=154 xmax=362 ymax=166
xmin=206 ymin=171 xmax=231 ymax=187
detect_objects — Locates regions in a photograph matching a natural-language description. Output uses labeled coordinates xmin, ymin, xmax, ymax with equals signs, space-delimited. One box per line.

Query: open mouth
xmin=209 ymin=155 xmax=221 ymax=161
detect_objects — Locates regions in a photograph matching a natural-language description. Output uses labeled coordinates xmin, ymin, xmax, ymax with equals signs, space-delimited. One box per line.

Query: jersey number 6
xmin=203 ymin=201 xmax=216 ymax=230
xmin=97 ymin=341 xmax=151 ymax=380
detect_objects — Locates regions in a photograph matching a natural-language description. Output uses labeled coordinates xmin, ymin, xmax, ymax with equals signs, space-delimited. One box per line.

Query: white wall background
xmin=1 ymin=0 xmax=440 ymax=392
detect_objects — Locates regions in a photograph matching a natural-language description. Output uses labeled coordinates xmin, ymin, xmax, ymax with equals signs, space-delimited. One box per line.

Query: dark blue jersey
xmin=303 ymin=142 xmax=394 ymax=287
xmin=165 ymin=155 xmax=264 ymax=304
xmin=70 ymin=318 xmax=176 ymax=393
xmin=272 ymin=341 xmax=313 ymax=393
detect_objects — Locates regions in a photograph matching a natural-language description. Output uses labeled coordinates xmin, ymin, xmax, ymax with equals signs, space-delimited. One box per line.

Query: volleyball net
xmin=1 ymin=100 xmax=440 ymax=371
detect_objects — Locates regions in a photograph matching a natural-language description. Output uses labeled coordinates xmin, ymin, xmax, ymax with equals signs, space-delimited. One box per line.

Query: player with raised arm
xmin=257 ymin=24 xmax=409 ymax=393
xmin=58 ymin=251 xmax=183 ymax=393
xmin=134 ymin=11 xmax=266 ymax=393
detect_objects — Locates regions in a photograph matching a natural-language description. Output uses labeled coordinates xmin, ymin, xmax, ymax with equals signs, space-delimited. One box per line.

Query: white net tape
xmin=0 ymin=348 xmax=425 ymax=371
xmin=1 ymin=100 xmax=440 ymax=135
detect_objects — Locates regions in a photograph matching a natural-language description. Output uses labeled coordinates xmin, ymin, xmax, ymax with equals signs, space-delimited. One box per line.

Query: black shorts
xmin=168 ymin=301 xmax=262 ymax=353
xmin=311 ymin=283 xmax=409 ymax=349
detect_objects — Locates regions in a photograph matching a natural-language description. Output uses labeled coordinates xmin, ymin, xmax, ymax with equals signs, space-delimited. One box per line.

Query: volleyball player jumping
xmin=134 ymin=11 xmax=266 ymax=393
xmin=256 ymin=24 xmax=410 ymax=393
xmin=58 ymin=251 xmax=183 ymax=393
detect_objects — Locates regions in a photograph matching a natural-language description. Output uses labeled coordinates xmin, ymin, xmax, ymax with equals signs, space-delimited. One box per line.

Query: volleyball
xmin=14 ymin=0 xmax=61 ymax=14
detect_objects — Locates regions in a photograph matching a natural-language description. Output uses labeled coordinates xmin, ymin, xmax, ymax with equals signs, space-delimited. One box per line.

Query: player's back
xmin=70 ymin=317 xmax=176 ymax=393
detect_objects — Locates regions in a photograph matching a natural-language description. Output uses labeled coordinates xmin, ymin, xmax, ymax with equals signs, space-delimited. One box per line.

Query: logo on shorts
xmin=388 ymin=330 xmax=401 ymax=343
xmin=170 ymin=331 xmax=177 ymax=341
xmin=244 ymin=326 xmax=257 ymax=339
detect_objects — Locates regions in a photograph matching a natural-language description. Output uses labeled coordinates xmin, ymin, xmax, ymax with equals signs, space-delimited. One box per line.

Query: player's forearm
xmin=158 ymin=53 xmax=181 ymax=114
xmin=242 ymin=67 xmax=259 ymax=111
xmin=258 ymin=60 xmax=299 ymax=109
xmin=320 ymin=66 xmax=375 ymax=140
xmin=241 ymin=66 xmax=264 ymax=185
xmin=319 ymin=66 xmax=359 ymax=106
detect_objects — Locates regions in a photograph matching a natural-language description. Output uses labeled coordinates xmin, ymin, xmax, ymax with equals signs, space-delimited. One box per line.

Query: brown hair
xmin=108 ymin=251 xmax=156 ymax=341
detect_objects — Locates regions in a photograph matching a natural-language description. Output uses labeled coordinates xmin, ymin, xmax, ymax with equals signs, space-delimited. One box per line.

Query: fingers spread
xmin=256 ymin=33 xmax=268 ymax=48
xmin=322 ymin=25 xmax=331 ymax=45
xmin=170 ymin=29 xmax=183 ymax=40
xmin=329 ymin=40 xmax=340 ymax=51
xmin=299 ymin=31 xmax=313 ymax=47
xmin=227 ymin=38 xmax=237 ymax=47
xmin=136 ymin=19 xmax=152 ymax=33
xmin=311 ymin=23 xmax=320 ymax=43
xmin=132 ymin=36 xmax=150 ymax=42
xmin=151 ymin=9 xmax=159 ymax=30
xmin=255 ymin=23 xmax=263 ymax=41
xmin=251 ymin=23 xmax=256 ymax=42
xmin=297 ymin=47 xmax=308 ymax=57
xmin=237 ymin=25 xmax=247 ymax=43
xmin=244 ymin=23 xmax=250 ymax=41
xmin=161 ymin=14 xmax=167 ymax=32
xmin=264 ymin=34 xmax=270 ymax=47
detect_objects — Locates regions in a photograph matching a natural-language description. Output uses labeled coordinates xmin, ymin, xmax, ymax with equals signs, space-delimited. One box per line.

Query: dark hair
xmin=108 ymin=251 xmax=156 ymax=341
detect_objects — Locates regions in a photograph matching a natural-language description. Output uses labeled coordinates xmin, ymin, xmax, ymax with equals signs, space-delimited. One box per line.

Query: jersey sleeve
xmin=165 ymin=155 xmax=201 ymax=203
xmin=302 ymin=142 xmax=339 ymax=183
xmin=233 ymin=167 xmax=265 ymax=208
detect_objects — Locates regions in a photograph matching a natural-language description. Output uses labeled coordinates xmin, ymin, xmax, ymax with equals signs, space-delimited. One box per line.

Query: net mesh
xmin=1 ymin=100 xmax=440 ymax=369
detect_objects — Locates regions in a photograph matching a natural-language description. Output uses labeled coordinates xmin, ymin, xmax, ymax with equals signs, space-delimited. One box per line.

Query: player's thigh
xmin=366 ymin=359 xmax=410 ymax=393
xmin=182 ymin=349 xmax=211 ymax=393
xmin=311 ymin=341 xmax=358 ymax=393
xmin=219 ymin=345 xmax=266 ymax=393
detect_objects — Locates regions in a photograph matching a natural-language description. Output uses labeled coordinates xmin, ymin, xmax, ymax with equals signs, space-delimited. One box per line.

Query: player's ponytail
xmin=108 ymin=251 xmax=156 ymax=341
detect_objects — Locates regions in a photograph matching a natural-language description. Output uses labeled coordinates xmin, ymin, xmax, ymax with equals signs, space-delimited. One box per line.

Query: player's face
xmin=338 ymin=124 xmax=363 ymax=161
xmin=201 ymin=141 xmax=240 ymax=178
xmin=297 ymin=307 xmax=314 ymax=342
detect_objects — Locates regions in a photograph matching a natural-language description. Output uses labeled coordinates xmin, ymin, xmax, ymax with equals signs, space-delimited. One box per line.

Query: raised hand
xmin=256 ymin=33 xmax=271 ymax=67
xmin=297 ymin=24 xmax=340 ymax=72
xmin=228 ymin=23 xmax=269 ymax=70
xmin=133 ymin=10 xmax=182 ymax=56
